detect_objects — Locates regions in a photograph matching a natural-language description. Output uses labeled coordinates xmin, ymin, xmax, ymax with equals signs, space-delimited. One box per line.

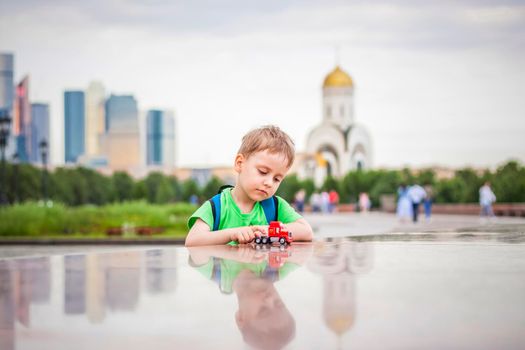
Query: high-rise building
xmin=30 ymin=103 xmax=50 ymax=163
xmin=146 ymin=109 xmax=175 ymax=168
xmin=85 ymin=81 xmax=105 ymax=156
xmin=0 ymin=53 xmax=15 ymax=157
xmin=64 ymin=91 xmax=85 ymax=163
xmin=0 ymin=53 xmax=14 ymax=112
xmin=103 ymin=94 xmax=140 ymax=171
xmin=13 ymin=76 xmax=31 ymax=162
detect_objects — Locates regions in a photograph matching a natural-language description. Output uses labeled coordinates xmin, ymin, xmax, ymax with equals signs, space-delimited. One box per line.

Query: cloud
xmin=2 ymin=1 xmax=524 ymax=52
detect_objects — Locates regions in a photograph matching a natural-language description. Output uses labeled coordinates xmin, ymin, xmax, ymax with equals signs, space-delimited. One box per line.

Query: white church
xmin=297 ymin=65 xmax=373 ymax=187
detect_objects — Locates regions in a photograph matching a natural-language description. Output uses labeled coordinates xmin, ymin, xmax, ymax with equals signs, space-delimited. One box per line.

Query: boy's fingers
xmin=242 ymin=231 xmax=252 ymax=243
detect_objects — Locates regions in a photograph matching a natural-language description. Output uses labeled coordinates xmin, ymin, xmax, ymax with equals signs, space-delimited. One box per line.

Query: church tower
xmin=322 ymin=66 xmax=355 ymax=130
xmin=301 ymin=65 xmax=372 ymax=187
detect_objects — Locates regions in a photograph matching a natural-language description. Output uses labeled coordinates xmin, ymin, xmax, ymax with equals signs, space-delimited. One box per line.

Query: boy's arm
xmin=185 ymin=219 xmax=266 ymax=247
xmin=283 ymin=218 xmax=313 ymax=242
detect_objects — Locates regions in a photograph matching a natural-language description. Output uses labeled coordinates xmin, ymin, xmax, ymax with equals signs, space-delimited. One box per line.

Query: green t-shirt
xmin=188 ymin=188 xmax=302 ymax=231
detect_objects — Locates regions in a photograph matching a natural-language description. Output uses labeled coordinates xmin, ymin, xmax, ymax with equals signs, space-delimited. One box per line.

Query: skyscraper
xmin=85 ymin=81 xmax=105 ymax=156
xmin=64 ymin=91 xmax=85 ymax=163
xmin=0 ymin=53 xmax=15 ymax=157
xmin=30 ymin=103 xmax=50 ymax=163
xmin=146 ymin=109 xmax=176 ymax=168
xmin=104 ymin=94 xmax=140 ymax=171
xmin=13 ymin=76 xmax=31 ymax=162
xmin=0 ymin=53 xmax=14 ymax=112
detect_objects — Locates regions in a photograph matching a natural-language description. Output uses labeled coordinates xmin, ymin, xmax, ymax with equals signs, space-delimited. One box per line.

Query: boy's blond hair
xmin=238 ymin=125 xmax=295 ymax=168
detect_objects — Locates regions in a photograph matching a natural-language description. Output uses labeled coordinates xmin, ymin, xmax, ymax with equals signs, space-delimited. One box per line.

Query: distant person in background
xmin=359 ymin=192 xmax=371 ymax=213
xmin=328 ymin=189 xmax=340 ymax=213
xmin=310 ymin=192 xmax=321 ymax=213
xmin=189 ymin=194 xmax=199 ymax=206
xmin=479 ymin=181 xmax=496 ymax=218
xmin=396 ymin=184 xmax=412 ymax=222
xmin=423 ymin=184 xmax=434 ymax=221
xmin=407 ymin=184 xmax=427 ymax=223
xmin=294 ymin=189 xmax=306 ymax=213
xmin=321 ymin=191 xmax=330 ymax=214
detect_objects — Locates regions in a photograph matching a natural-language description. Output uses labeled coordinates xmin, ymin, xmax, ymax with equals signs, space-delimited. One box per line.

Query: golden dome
xmin=323 ymin=66 xmax=353 ymax=88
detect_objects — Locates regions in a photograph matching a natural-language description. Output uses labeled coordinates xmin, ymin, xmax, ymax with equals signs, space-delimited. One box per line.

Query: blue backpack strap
xmin=208 ymin=186 xmax=234 ymax=231
xmin=260 ymin=196 xmax=279 ymax=223
xmin=209 ymin=193 xmax=222 ymax=231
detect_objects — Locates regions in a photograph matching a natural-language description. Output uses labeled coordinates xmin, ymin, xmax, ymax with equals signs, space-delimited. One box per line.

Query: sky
xmin=1 ymin=0 xmax=524 ymax=169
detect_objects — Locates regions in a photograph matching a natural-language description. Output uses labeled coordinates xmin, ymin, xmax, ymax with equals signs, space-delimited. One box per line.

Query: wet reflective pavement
xmin=1 ymin=240 xmax=524 ymax=349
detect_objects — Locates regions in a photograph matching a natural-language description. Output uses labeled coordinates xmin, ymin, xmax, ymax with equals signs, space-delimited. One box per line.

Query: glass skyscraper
xmin=105 ymin=95 xmax=138 ymax=133
xmin=146 ymin=109 xmax=175 ymax=167
xmin=64 ymin=91 xmax=85 ymax=163
xmin=0 ymin=53 xmax=15 ymax=156
xmin=0 ymin=53 xmax=13 ymax=112
xmin=30 ymin=103 xmax=50 ymax=163
xmin=104 ymin=94 xmax=140 ymax=171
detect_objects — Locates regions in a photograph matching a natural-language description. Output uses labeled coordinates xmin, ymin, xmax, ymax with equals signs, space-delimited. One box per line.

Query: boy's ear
xmin=234 ymin=154 xmax=245 ymax=173
xmin=235 ymin=311 xmax=245 ymax=329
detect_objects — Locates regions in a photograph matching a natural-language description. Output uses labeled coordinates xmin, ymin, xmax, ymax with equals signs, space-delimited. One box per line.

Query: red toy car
xmin=254 ymin=221 xmax=293 ymax=245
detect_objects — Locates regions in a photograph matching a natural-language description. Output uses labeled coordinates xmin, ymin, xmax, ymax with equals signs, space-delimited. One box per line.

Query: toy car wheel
xmin=279 ymin=237 xmax=286 ymax=245
xmin=262 ymin=237 xmax=269 ymax=244
xmin=255 ymin=237 xmax=262 ymax=244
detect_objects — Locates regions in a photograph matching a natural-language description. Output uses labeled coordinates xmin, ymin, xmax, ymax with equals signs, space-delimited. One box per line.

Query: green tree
xmin=69 ymin=168 xmax=90 ymax=205
xmin=155 ymin=178 xmax=175 ymax=203
xmin=434 ymin=178 xmax=467 ymax=203
xmin=144 ymin=172 xmax=165 ymax=203
xmin=276 ymin=174 xmax=302 ymax=203
xmin=301 ymin=178 xmax=316 ymax=202
xmin=369 ymin=170 xmax=401 ymax=207
xmin=6 ymin=163 xmax=41 ymax=203
xmin=113 ymin=171 xmax=134 ymax=202
xmin=201 ymin=176 xmax=224 ymax=200
xmin=132 ymin=180 xmax=147 ymax=200
xmin=169 ymin=176 xmax=182 ymax=201
xmin=181 ymin=178 xmax=200 ymax=202
xmin=454 ymin=168 xmax=482 ymax=202
xmin=321 ymin=175 xmax=340 ymax=193
xmin=416 ymin=168 xmax=436 ymax=186
xmin=50 ymin=167 xmax=74 ymax=204
xmin=76 ymin=167 xmax=113 ymax=205
xmin=492 ymin=161 xmax=525 ymax=202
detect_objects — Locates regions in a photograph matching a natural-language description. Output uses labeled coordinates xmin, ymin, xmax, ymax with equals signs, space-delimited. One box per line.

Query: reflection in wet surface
xmin=0 ymin=240 xmax=524 ymax=349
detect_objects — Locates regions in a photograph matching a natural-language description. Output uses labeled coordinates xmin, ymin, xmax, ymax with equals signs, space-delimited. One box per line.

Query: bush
xmin=0 ymin=201 xmax=194 ymax=237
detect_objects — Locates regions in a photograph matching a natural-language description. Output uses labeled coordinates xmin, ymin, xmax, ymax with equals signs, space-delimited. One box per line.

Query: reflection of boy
xmin=234 ymin=270 xmax=295 ymax=350
xmin=186 ymin=125 xmax=313 ymax=246
xmin=189 ymin=246 xmax=299 ymax=349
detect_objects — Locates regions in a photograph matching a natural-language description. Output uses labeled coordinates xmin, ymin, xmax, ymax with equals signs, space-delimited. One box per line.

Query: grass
xmin=0 ymin=201 xmax=195 ymax=239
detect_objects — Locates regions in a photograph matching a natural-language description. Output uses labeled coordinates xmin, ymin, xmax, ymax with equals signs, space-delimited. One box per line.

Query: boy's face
xmin=234 ymin=150 xmax=289 ymax=202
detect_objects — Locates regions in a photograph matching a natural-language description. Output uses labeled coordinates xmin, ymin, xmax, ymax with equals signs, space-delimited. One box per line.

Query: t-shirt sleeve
xmin=188 ymin=201 xmax=214 ymax=230
xmin=277 ymin=196 xmax=302 ymax=223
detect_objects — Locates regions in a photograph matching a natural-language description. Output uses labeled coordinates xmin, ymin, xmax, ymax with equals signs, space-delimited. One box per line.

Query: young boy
xmin=185 ymin=125 xmax=313 ymax=246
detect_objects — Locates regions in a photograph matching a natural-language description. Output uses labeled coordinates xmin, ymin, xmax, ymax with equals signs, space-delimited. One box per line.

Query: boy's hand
xmin=250 ymin=225 xmax=267 ymax=236
xmin=231 ymin=226 xmax=257 ymax=244
xmin=230 ymin=225 xmax=268 ymax=244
